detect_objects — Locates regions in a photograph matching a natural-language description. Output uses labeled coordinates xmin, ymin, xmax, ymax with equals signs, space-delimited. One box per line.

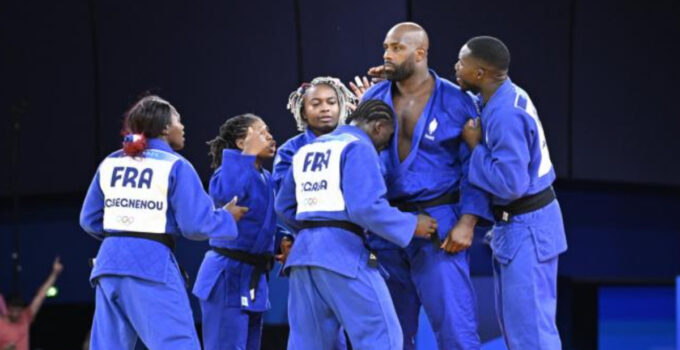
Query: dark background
xmin=1 ymin=0 xmax=679 ymax=349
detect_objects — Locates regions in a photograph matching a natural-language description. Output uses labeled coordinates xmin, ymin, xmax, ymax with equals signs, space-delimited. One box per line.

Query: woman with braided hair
xmin=271 ymin=77 xmax=357 ymax=349
xmin=273 ymin=76 xmax=357 ymax=191
xmin=275 ymin=99 xmax=438 ymax=350
xmin=193 ymin=113 xmax=278 ymax=350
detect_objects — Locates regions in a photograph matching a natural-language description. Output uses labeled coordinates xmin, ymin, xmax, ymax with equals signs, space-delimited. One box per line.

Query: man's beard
xmin=385 ymin=55 xmax=416 ymax=82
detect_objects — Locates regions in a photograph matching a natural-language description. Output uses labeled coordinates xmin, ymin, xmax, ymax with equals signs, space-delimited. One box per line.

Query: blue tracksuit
xmin=276 ymin=125 xmax=417 ymax=350
xmin=193 ymin=149 xmax=277 ymax=350
xmin=273 ymin=128 xmax=350 ymax=350
xmin=468 ymin=78 xmax=568 ymax=349
xmin=361 ymin=70 xmax=492 ymax=350
xmin=80 ymin=138 xmax=238 ymax=350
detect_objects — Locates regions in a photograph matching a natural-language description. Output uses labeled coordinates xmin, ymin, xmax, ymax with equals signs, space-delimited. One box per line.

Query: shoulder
xmin=361 ymin=80 xmax=390 ymax=100
xmin=279 ymin=133 xmax=307 ymax=155
xmin=438 ymin=77 xmax=476 ymax=105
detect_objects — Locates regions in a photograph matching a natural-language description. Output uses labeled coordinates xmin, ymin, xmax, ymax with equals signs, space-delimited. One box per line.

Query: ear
xmin=373 ymin=119 xmax=392 ymax=136
xmin=415 ymin=47 xmax=427 ymax=62
xmin=235 ymin=138 xmax=245 ymax=151
xmin=476 ymin=67 xmax=486 ymax=80
xmin=371 ymin=120 xmax=383 ymax=135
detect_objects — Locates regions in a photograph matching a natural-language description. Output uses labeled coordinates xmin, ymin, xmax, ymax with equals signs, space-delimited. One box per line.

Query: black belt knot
xmin=210 ymin=246 xmax=274 ymax=301
xmin=389 ymin=191 xmax=461 ymax=249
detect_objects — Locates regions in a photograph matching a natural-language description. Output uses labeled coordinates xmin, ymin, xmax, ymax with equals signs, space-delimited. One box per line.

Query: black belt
xmin=101 ymin=232 xmax=190 ymax=285
xmin=493 ymin=186 xmax=556 ymax=222
xmin=210 ymin=247 xmax=274 ymax=301
xmin=389 ymin=191 xmax=460 ymax=248
xmin=300 ymin=220 xmax=379 ymax=267
xmin=104 ymin=231 xmax=176 ymax=251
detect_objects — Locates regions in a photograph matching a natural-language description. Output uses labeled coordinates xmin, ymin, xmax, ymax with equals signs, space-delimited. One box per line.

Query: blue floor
xmin=598 ymin=285 xmax=676 ymax=350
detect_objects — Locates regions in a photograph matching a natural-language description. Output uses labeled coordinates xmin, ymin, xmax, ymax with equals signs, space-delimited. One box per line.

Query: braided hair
xmin=121 ymin=95 xmax=176 ymax=157
xmin=286 ymin=76 xmax=358 ymax=132
xmin=345 ymin=99 xmax=394 ymax=125
xmin=206 ymin=113 xmax=261 ymax=169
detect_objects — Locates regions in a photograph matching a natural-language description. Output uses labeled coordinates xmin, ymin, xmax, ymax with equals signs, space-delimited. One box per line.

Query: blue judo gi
xmin=361 ymin=70 xmax=493 ymax=350
xmin=80 ymin=138 xmax=238 ymax=350
xmin=273 ymin=128 xmax=350 ymax=350
xmin=192 ymin=149 xmax=277 ymax=350
xmin=275 ymin=125 xmax=418 ymax=350
xmin=467 ymin=78 xmax=568 ymax=349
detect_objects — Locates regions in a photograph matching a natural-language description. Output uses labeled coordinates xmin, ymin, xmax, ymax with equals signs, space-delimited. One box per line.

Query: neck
xmin=481 ymin=78 xmax=507 ymax=104
xmin=395 ymin=68 xmax=432 ymax=95
xmin=254 ymin=157 xmax=263 ymax=169
xmin=310 ymin=127 xmax=328 ymax=137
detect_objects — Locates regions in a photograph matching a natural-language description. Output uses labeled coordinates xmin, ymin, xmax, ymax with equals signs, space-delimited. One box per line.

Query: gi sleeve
xmin=80 ymin=171 xmax=105 ymax=240
xmin=274 ymin=167 xmax=302 ymax=236
xmin=457 ymin=96 xmax=493 ymax=224
xmin=170 ymin=158 xmax=238 ymax=240
xmin=209 ymin=149 xmax=257 ymax=204
xmin=469 ymin=110 xmax=531 ymax=201
xmin=342 ymin=142 xmax=417 ymax=248
xmin=272 ymin=146 xmax=294 ymax=192
xmin=459 ymin=142 xmax=493 ymax=225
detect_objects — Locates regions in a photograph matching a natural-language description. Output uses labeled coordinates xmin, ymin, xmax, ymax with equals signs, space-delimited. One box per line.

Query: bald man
xmin=359 ymin=23 xmax=492 ymax=350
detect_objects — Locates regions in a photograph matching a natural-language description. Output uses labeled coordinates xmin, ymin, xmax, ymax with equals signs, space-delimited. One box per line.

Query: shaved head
xmin=386 ymin=22 xmax=429 ymax=52
xmin=382 ymin=22 xmax=430 ymax=81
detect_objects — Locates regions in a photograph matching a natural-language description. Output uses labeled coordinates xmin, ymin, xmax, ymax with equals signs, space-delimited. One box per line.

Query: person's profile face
xmin=247 ymin=118 xmax=277 ymax=159
xmin=454 ymin=44 xmax=481 ymax=93
xmin=166 ymin=111 xmax=185 ymax=151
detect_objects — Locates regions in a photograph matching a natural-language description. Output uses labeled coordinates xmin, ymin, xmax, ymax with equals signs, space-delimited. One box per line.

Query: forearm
xmin=30 ymin=271 xmax=59 ymax=315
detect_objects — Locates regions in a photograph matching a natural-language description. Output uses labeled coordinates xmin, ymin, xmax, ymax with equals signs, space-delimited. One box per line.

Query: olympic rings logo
xmin=304 ymin=198 xmax=318 ymax=206
xmin=116 ymin=215 xmax=135 ymax=225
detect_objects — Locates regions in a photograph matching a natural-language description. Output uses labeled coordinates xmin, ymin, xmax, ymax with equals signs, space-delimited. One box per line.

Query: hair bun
xmin=122 ymin=133 xmax=148 ymax=157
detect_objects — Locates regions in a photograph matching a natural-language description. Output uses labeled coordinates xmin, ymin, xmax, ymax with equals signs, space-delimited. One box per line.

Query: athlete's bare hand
xmin=224 ymin=196 xmax=249 ymax=221
xmin=242 ymin=125 xmax=270 ymax=156
xmin=414 ymin=214 xmax=437 ymax=239
xmin=367 ymin=65 xmax=387 ymax=83
xmin=349 ymin=75 xmax=374 ymax=101
xmin=461 ymin=118 xmax=482 ymax=149
xmin=441 ymin=214 xmax=478 ymax=253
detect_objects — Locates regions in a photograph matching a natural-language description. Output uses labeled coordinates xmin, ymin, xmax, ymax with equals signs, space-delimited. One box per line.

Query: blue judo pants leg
xmin=410 ymin=243 xmax=481 ymax=350
xmin=378 ymin=242 xmax=481 ymax=350
xmin=287 ymin=265 xmax=402 ymax=350
xmin=200 ymin=273 xmax=263 ymax=350
xmin=492 ymin=234 xmax=561 ymax=350
xmin=376 ymin=249 xmax=421 ymax=350
xmin=90 ymin=267 xmax=200 ymax=349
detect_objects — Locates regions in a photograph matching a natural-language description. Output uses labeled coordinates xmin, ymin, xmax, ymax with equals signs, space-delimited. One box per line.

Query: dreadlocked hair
xmin=286 ymin=76 xmax=358 ymax=132
xmin=207 ymin=113 xmax=261 ymax=169
xmin=121 ymin=95 xmax=176 ymax=157
xmin=345 ymin=99 xmax=394 ymax=125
